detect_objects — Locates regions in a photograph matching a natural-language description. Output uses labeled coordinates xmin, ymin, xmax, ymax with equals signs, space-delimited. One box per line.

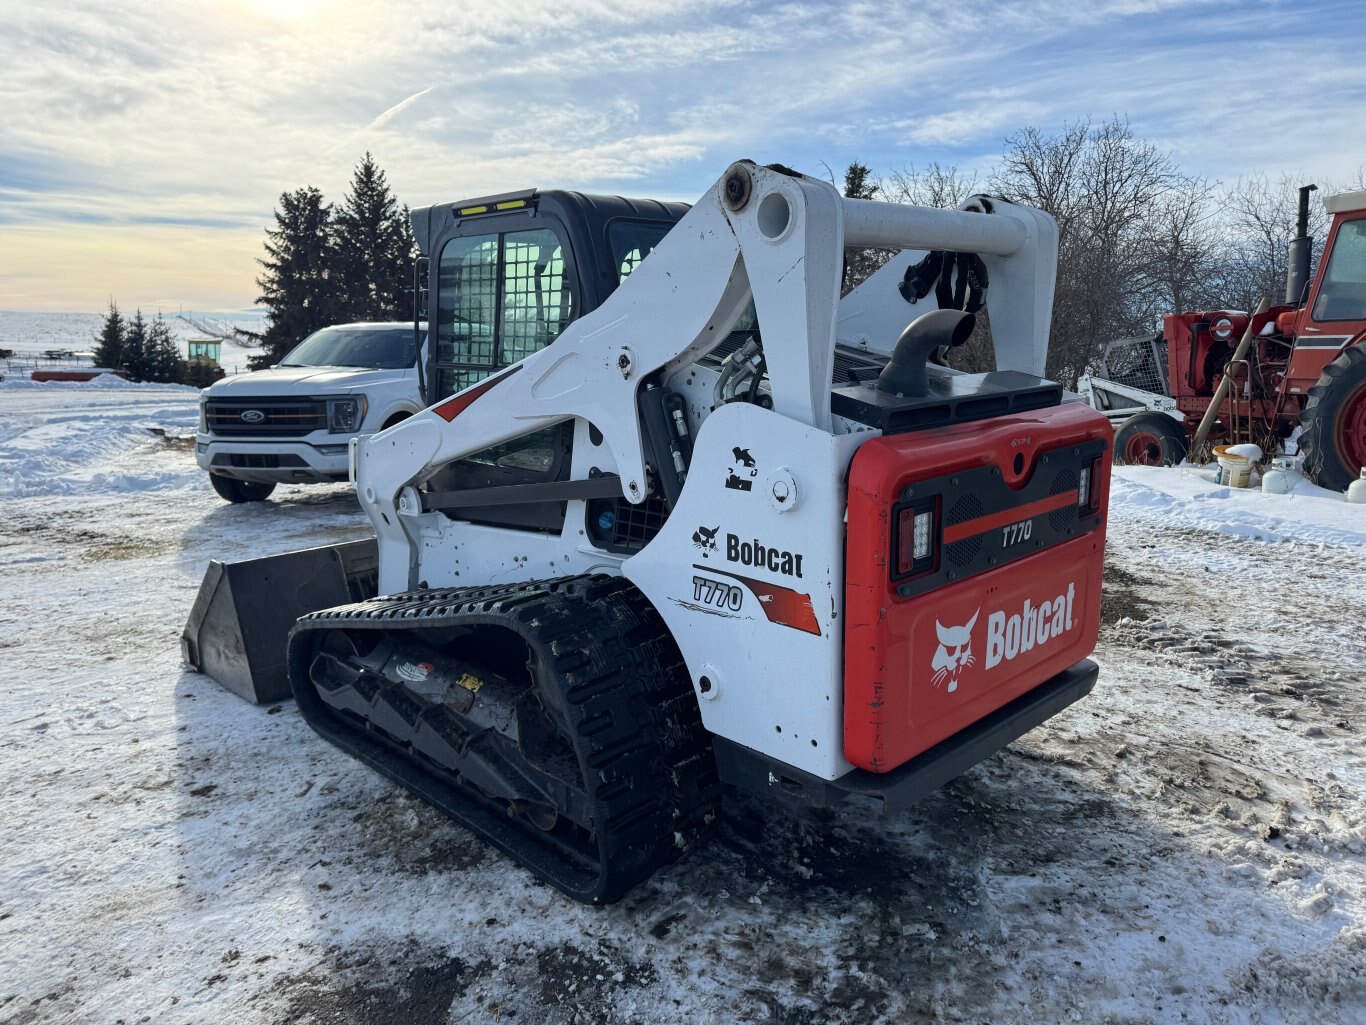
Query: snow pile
xmin=0 ymin=386 xmax=202 ymax=497
xmin=0 ymin=372 xmax=146 ymax=389
xmin=1111 ymin=464 xmax=1366 ymax=547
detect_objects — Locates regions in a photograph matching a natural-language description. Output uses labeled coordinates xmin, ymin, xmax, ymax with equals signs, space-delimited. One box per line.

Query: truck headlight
xmin=198 ymin=400 xmax=208 ymax=433
xmin=327 ymin=396 xmax=367 ymax=433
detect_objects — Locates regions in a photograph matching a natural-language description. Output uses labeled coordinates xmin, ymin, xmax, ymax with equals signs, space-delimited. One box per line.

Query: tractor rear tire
xmin=1114 ymin=411 xmax=1189 ymax=466
xmin=1299 ymin=344 xmax=1366 ymax=492
xmin=209 ymin=474 xmax=277 ymax=503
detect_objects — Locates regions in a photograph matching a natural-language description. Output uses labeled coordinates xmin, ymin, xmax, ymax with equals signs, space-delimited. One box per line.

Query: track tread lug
xmin=288 ymin=573 xmax=722 ymax=904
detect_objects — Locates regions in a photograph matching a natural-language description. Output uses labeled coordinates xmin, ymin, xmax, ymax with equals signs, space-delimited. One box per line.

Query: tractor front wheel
xmin=1299 ymin=345 xmax=1366 ymax=492
xmin=1114 ymin=412 xmax=1189 ymax=466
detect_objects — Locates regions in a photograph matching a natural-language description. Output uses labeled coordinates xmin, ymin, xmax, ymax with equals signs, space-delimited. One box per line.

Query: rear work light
xmin=1079 ymin=456 xmax=1102 ymax=513
xmin=895 ymin=498 xmax=939 ymax=578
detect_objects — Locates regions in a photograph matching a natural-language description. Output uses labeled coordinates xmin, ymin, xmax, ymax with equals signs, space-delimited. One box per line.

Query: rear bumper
xmin=713 ymin=658 xmax=1098 ymax=812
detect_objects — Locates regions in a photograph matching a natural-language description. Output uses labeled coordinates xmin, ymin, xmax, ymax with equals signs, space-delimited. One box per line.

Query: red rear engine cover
xmin=844 ymin=402 xmax=1112 ymax=773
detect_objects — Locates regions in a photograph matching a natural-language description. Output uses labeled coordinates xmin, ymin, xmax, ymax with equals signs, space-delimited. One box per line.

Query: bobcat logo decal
xmin=931 ymin=610 xmax=978 ymax=693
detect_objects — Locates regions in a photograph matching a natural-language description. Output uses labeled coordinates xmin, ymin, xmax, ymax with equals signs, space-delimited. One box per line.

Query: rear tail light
xmin=895 ymin=498 xmax=939 ymax=577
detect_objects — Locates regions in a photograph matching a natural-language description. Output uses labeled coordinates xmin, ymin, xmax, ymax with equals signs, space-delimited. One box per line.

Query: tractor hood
xmin=207 ymin=365 xmax=412 ymax=396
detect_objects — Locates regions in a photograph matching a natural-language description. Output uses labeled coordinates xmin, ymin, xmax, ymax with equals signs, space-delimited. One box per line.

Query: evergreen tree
xmin=842 ymin=161 xmax=887 ymax=292
xmin=145 ymin=315 xmax=186 ymax=384
xmin=122 ymin=310 xmax=149 ymax=382
xmin=843 ymin=161 xmax=878 ymax=200
xmin=396 ymin=203 xmax=419 ymax=315
xmin=333 ymin=153 xmax=412 ymax=322
xmin=93 ymin=300 xmax=125 ymax=370
xmin=254 ymin=186 xmax=339 ymax=367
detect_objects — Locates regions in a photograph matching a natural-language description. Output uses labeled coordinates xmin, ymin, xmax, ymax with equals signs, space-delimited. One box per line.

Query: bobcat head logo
xmin=692 ymin=525 xmax=719 ymax=552
xmin=931 ymin=610 xmax=978 ymax=693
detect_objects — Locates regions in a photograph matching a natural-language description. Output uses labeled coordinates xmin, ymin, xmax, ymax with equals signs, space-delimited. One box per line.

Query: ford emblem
xmin=240 ymin=409 xmax=266 ymax=423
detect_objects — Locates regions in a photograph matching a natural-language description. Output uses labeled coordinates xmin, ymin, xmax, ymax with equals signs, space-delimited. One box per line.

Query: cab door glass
xmin=501 ymin=230 xmax=573 ymax=365
xmin=1312 ymin=219 xmax=1366 ymax=323
xmin=434 ymin=227 xmax=574 ymax=399
xmin=608 ymin=220 xmax=673 ymax=283
xmin=435 ymin=233 xmax=498 ymax=397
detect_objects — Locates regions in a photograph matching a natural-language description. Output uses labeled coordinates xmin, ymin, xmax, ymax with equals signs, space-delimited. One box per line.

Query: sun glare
xmin=232 ymin=0 xmax=336 ymax=22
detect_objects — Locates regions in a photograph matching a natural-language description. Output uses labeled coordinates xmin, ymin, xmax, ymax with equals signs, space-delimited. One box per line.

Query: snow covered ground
xmin=0 ymin=310 xmax=266 ymax=377
xmin=1 ymin=381 xmax=1364 ymax=1025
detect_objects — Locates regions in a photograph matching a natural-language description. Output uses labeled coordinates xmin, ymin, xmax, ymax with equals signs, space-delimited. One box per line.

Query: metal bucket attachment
xmin=182 ymin=539 xmax=378 ymax=704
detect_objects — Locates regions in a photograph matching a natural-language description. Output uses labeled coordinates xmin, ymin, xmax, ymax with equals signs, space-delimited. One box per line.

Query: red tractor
xmin=1080 ymin=185 xmax=1366 ymax=490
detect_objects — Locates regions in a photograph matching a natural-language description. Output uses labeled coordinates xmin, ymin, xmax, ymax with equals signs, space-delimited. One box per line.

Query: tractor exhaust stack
xmin=1285 ymin=183 xmax=1318 ymax=305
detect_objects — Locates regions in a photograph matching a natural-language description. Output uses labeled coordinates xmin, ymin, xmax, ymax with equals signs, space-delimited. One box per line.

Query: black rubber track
xmin=287 ymin=574 xmax=721 ymax=904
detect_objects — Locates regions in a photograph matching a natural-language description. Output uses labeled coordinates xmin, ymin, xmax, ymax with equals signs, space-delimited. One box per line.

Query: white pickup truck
xmin=196 ymin=322 xmax=426 ymax=502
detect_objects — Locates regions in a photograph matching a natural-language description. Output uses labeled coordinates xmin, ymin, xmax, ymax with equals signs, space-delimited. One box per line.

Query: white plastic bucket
xmin=1214 ymin=445 xmax=1253 ymax=488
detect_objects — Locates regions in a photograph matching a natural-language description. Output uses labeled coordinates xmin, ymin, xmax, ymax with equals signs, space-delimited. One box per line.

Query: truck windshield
xmin=280 ymin=326 xmax=419 ymax=369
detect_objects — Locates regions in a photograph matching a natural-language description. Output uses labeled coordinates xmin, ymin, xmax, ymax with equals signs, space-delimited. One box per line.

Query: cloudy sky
xmin=2 ymin=0 xmax=1364 ymax=313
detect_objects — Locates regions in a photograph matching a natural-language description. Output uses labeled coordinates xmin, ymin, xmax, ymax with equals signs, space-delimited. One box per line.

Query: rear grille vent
xmin=205 ymin=397 xmax=328 ymax=437
xmin=1048 ymin=468 xmax=1079 ymax=532
xmin=944 ymin=494 xmax=984 ymax=567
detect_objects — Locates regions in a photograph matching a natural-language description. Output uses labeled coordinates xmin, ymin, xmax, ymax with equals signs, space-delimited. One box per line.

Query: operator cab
xmin=413 ymin=189 xmax=690 ymax=405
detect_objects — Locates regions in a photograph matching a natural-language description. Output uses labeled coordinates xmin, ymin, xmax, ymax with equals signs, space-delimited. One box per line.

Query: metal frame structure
xmin=348 ymin=161 xmax=1063 ymax=781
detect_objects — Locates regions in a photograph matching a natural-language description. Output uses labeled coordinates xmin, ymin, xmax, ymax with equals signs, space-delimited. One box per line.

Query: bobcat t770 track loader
xmin=185 ymin=161 xmax=1112 ymax=903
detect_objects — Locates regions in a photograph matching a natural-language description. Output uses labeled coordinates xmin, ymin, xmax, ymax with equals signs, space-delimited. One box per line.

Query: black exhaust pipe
xmin=1285 ymin=183 xmax=1318 ymax=306
xmin=876 ymin=309 xmax=976 ymax=397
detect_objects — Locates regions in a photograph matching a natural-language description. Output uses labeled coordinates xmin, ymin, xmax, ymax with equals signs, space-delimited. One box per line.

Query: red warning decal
xmin=695 ymin=564 xmax=820 ymax=636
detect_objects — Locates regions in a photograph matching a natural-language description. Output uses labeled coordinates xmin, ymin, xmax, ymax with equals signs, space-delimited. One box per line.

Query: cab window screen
xmin=435 ymin=233 xmax=498 ymax=397
xmin=502 ymin=229 xmax=572 ymax=364
xmin=434 ymin=227 xmax=574 ymax=398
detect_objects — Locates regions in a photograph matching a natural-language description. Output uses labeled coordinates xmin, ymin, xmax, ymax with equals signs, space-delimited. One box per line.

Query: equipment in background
xmin=1079 ymin=185 xmax=1366 ymax=491
xmin=185 ymin=339 xmax=227 ymax=388
xmin=183 ymin=160 xmax=1113 ymax=903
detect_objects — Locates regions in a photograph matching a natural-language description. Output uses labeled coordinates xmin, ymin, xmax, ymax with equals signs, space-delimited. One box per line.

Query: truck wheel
xmin=1299 ymin=344 xmax=1366 ymax=492
xmin=209 ymin=474 xmax=277 ymax=503
xmin=1114 ymin=412 xmax=1189 ymax=466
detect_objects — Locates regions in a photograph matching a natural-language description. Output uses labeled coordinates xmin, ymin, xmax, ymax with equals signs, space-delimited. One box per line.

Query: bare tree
xmin=1135 ymin=186 xmax=1223 ymax=322
xmin=881 ymin=162 xmax=980 ymax=209
xmin=1215 ymin=172 xmax=1329 ymax=313
xmin=989 ymin=117 xmax=1213 ymax=387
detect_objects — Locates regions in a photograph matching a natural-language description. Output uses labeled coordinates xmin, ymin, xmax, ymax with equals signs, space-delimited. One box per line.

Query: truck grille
xmin=205 ymin=398 xmax=328 ymax=437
